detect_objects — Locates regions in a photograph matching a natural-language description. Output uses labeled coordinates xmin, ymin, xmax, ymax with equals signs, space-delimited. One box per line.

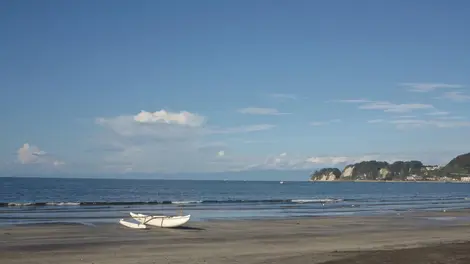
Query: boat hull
xmin=119 ymin=218 xmax=147 ymax=229
xmin=130 ymin=212 xmax=191 ymax=228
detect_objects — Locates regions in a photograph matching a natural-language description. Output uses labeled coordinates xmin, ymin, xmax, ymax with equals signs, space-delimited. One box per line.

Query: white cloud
xmin=96 ymin=109 xmax=275 ymax=138
xmin=17 ymin=143 xmax=64 ymax=166
xmin=96 ymin=115 xmax=206 ymax=138
xmin=17 ymin=143 xmax=45 ymax=164
xmin=229 ymin=151 xmax=458 ymax=171
xmin=305 ymin=155 xmax=375 ymax=165
xmin=304 ymin=152 xmax=445 ymax=167
xmin=310 ymin=119 xmax=341 ymax=126
xmin=237 ymin=107 xmax=290 ymax=115
xmin=252 ymin=152 xmax=307 ymax=170
xmin=245 ymin=153 xmax=391 ymax=171
xmin=400 ymin=83 xmax=463 ymax=92
xmin=95 ymin=114 xmax=410 ymax=171
xmin=438 ymin=91 xmax=470 ymax=102
xmin=257 ymin=153 xmax=412 ymax=170
xmin=305 ymin=156 xmax=353 ymax=164
xmin=133 ymin=110 xmax=206 ymax=127
xmin=94 ymin=109 xmax=276 ymax=173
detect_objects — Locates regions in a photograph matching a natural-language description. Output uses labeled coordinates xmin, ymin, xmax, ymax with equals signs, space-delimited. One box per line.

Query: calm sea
xmin=1 ymin=177 xmax=470 ymax=226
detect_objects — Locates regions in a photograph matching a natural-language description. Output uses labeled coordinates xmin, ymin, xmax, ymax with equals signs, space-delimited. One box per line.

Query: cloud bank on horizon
xmin=1 ymin=1 xmax=469 ymax=177
xmin=7 ymin=80 xmax=469 ymax=174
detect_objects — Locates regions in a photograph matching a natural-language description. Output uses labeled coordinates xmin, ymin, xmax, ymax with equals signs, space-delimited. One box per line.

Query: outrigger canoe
xmin=128 ymin=212 xmax=191 ymax=228
xmin=119 ymin=218 xmax=147 ymax=229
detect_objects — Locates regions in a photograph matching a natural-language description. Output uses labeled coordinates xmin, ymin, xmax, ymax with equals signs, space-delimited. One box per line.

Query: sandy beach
xmin=2 ymin=211 xmax=470 ymax=264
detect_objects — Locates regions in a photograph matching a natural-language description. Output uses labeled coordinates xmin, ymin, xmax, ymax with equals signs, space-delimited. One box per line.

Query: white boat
xmin=119 ymin=218 xmax=147 ymax=229
xmin=129 ymin=212 xmax=191 ymax=228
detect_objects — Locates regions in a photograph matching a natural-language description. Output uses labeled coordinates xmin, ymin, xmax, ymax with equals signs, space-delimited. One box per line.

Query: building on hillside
xmin=406 ymin=175 xmax=423 ymax=181
xmin=460 ymin=176 xmax=470 ymax=182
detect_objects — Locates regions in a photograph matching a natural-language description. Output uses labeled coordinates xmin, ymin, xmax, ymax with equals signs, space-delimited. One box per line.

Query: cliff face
xmin=338 ymin=160 xmax=418 ymax=180
xmin=341 ymin=165 xmax=354 ymax=178
xmin=310 ymin=168 xmax=341 ymax=181
xmin=341 ymin=160 xmax=390 ymax=180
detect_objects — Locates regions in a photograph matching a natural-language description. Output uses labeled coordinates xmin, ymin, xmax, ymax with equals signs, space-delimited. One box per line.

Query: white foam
xmin=46 ymin=202 xmax=81 ymax=206
xmin=171 ymin=200 xmax=202 ymax=204
xmin=291 ymin=199 xmax=342 ymax=204
xmin=7 ymin=203 xmax=33 ymax=207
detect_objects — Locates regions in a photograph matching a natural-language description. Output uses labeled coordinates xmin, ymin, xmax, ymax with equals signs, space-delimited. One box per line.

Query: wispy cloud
xmin=334 ymin=99 xmax=434 ymax=113
xmin=305 ymin=152 xmax=458 ymax=168
xmin=209 ymin=124 xmax=276 ymax=134
xmin=269 ymin=93 xmax=297 ymax=100
xmin=253 ymin=152 xmax=445 ymax=171
xmin=94 ymin=109 xmax=277 ymax=173
xmin=426 ymin=111 xmax=449 ymax=116
xmin=367 ymin=119 xmax=384 ymax=123
xmin=395 ymin=115 xmax=417 ymax=119
xmin=329 ymin=99 xmax=370 ymax=103
xmin=359 ymin=101 xmax=434 ymax=113
xmin=438 ymin=91 xmax=470 ymax=102
xmin=310 ymin=119 xmax=341 ymax=126
xmin=436 ymin=116 xmax=465 ymax=120
xmin=400 ymin=82 xmax=463 ymax=92
xmin=241 ymin=140 xmax=274 ymax=144
xmin=237 ymin=107 xmax=290 ymax=115
xmin=368 ymin=118 xmax=470 ymax=129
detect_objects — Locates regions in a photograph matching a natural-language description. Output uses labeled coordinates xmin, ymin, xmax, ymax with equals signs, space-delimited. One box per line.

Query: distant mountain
xmin=441 ymin=152 xmax=470 ymax=175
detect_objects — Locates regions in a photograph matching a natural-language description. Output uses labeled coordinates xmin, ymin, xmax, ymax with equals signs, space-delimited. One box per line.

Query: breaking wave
xmin=291 ymin=199 xmax=342 ymax=203
xmin=1 ymin=198 xmax=343 ymax=207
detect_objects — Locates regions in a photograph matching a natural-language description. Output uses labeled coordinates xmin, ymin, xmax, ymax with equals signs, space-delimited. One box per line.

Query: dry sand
xmin=2 ymin=211 xmax=470 ymax=264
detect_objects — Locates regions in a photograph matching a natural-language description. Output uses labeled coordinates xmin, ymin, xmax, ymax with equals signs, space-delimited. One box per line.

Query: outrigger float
xmin=119 ymin=212 xmax=191 ymax=229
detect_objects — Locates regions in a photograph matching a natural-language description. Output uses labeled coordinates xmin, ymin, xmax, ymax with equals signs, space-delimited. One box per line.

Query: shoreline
xmin=4 ymin=208 xmax=470 ymax=225
xmin=3 ymin=210 xmax=470 ymax=263
xmin=310 ymin=179 xmax=466 ymax=183
xmin=2 ymin=207 xmax=469 ymax=228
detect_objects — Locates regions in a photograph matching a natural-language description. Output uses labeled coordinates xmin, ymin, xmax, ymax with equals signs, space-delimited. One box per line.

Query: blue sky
xmin=1 ymin=0 xmax=470 ymax=178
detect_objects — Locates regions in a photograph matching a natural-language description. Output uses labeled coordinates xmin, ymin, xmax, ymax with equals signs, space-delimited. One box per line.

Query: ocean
xmin=2 ymin=177 xmax=470 ymax=226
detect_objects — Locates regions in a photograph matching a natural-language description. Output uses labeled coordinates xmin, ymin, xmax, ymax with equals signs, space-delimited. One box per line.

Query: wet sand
xmin=2 ymin=211 xmax=470 ymax=264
